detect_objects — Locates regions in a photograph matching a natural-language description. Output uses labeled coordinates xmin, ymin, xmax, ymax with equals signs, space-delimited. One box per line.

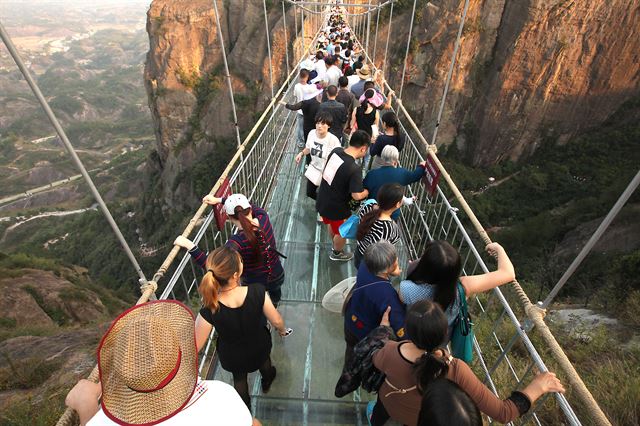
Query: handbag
xmin=450 ymin=282 xmax=474 ymax=363
xmin=339 ymin=199 xmax=377 ymax=239
xmin=304 ymin=165 xmax=323 ymax=186
xmin=322 ymin=277 xmax=357 ymax=313
xmin=321 ymin=278 xmax=387 ymax=314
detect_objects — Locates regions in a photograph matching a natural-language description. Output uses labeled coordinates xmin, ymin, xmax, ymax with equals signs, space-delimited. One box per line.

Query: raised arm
xmin=174 ymin=236 xmax=206 ymax=269
xmin=281 ymin=99 xmax=304 ymax=111
xmin=65 ymin=380 xmax=102 ymax=426
xmin=452 ymin=360 xmax=564 ymax=423
xmin=383 ymin=91 xmax=394 ymax=110
xmin=399 ymin=162 xmax=426 ymax=185
xmin=350 ymin=107 xmax=357 ymax=132
xmin=460 ymin=243 xmax=516 ymax=297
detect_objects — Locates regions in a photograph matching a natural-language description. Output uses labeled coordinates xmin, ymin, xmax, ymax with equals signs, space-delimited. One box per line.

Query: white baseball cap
xmin=223 ymin=194 xmax=251 ymax=215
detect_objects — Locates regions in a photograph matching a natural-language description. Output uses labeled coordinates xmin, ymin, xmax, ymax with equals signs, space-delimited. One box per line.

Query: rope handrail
xmin=55 ymin=4 xmax=326 ymax=423
xmin=150 ymin=29 xmax=324 ymax=287
xmin=348 ymin=4 xmax=612 ymax=425
xmin=53 ymin=2 xmax=615 ymax=424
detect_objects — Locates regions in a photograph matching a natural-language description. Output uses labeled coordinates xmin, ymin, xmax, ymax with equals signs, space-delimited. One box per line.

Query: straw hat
xmin=356 ymin=64 xmax=371 ymax=80
xmin=97 ymin=300 xmax=197 ymax=425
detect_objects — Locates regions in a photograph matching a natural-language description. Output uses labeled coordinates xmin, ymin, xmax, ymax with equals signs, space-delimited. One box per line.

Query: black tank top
xmin=355 ymin=106 xmax=376 ymax=136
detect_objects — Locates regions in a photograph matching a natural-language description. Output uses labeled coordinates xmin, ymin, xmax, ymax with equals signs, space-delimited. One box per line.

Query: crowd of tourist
xmin=65 ymin=6 xmax=564 ymax=426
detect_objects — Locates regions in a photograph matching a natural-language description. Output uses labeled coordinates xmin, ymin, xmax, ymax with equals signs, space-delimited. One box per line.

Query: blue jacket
xmin=344 ymin=263 xmax=406 ymax=340
xmin=363 ymin=164 xmax=425 ymax=220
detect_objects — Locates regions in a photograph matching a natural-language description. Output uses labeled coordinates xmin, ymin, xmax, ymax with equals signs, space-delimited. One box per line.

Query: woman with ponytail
xmin=175 ymin=193 xmax=285 ymax=305
xmin=370 ymin=301 xmax=565 ymax=426
xmin=193 ymin=246 xmax=290 ymax=410
xmin=400 ymin=240 xmax=515 ymax=342
xmin=370 ymin=111 xmax=405 ymax=170
xmin=354 ymin=183 xmax=403 ymax=268
xmin=350 ymin=88 xmax=379 ymax=137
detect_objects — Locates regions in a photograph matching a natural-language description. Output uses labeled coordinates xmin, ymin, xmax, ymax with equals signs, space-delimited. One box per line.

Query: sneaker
xmin=330 ymin=250 xmax=354 ymax=261
xmin=261 ymin=366 xmax=277 ymax=393
xmin=296 ymin=142 xmax=305 ymax=149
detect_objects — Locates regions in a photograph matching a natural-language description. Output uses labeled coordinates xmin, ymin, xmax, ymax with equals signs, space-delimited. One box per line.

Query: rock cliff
xmin=143 ymin=0 xmax=304 ymax=208
xmin=144 ymin=0 xmax=639 ymax=199
xmin=377 ymin=0 xmax=640 ymax=165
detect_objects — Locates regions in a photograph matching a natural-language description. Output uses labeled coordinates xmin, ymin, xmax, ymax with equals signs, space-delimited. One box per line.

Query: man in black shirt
xmin=317 ymin=85 xmax=347 ymax=143
xmin=316 ymin=130 xmax=371 ymax=261
xmin=335 ymin=76 xmax=357 ymax=145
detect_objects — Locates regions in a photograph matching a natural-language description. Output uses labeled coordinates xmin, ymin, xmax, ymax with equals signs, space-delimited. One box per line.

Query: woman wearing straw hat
xmin=65 ymin=300 xmax=258 ymax=425
xmin=193 ymin=246 xmax=291 ymax=410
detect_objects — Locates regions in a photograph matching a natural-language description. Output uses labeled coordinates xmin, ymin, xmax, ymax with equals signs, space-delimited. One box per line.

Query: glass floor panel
xmin=212 ymin=128 xmax=405 ymax=425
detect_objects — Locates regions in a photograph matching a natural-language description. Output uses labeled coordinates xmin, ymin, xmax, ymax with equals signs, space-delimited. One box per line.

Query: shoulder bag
xmin=450 ymin=282 xmax=474 ymax=363
xmin=339 ymin=198 xmax=377 ymax=239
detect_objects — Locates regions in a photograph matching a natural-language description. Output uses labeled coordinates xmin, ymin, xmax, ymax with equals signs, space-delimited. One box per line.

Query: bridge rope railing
xmin=346 ymin=1 xmax=612 ymax=424
xmin=54 ymin=2 xmax=329 ymax=424
xmin=50 ymin=0 xmax=612 ymax=424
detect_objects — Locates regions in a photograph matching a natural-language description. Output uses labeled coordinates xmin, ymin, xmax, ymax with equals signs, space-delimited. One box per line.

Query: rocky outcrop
xmin=375 ymin=0 xmax=640 ymax=165
xmin=144 ymin=0 xmax=639 ymax=203
xmin=0 ymin=269 xmax=118 ymax=327
xmin=144 ymin=0 xmax=303 ymax=208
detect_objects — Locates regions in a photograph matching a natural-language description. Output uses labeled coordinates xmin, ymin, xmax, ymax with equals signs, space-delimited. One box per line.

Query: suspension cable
xmin=541 ymin=169 xmax=640 ymax=309
xmin=282 ymin=1 xmax=291 ymax=75
xmin=398 ymin=0 xmax=417 ymax=101
xmin=212 ymin=0 xmax=243 ymax=151
xmin=263 ymin=0 xmax=275 ymax=99
xmin=301 ymin=6 xmax=306 ymax=55
xmin=0 ymin=20 xmax=148 ymax=286
xmin=365 ymin=0 xmax=372 ymax=52
xmin=430 ymin=0 xmax=470 ymax=146
xmin=372 ymin=0 xmax=381 ymax=66
xmin=382 ymin=0 xmax=394 ymax=71
xmin=348 ymin=11 xmax=613 ymax=425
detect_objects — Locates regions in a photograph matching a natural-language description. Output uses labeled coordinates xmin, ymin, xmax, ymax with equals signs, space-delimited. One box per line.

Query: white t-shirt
xmin=325 ymin=65 xmax=343 ymax=87
xmin=294 ymin=83 xmax=318 ymax=115
xmin=347 ymin=75 xmax=360 ymax=91
xmin=306 ymin=130 xmax=341 ymax=175
xmin=87 ymin=380 xmax=252 ymax=426
xmin=312 ymin=60 xmax=327 ymax=84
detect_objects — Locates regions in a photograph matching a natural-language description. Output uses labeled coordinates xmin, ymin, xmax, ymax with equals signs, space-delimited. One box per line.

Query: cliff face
xmin=377 ymin=0 xmax=640 ymax=165
xmin=143 ymin=0 xmax=300 ymax=207
xmin=144 ymin=0 xmax=639 ymax=192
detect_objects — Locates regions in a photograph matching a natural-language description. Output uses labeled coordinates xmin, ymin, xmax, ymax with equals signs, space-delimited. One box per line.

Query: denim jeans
xmin=296 ymin=114 xmax=305 ymax=147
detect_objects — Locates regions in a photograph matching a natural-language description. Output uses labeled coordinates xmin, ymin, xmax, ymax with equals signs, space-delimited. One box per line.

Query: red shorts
xmin=322 ymin=217 xmax=346 ymax=235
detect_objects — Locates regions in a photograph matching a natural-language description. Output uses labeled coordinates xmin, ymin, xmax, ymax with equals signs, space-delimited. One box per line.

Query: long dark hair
xmin=407 ymin=240 xmax=461 ymax=310
xmin=382 ymin=111 xmax=403 ymax=144
xmin=356 ymin=183 xmax=403 ymax=241
xmin=231 ymin=206 xmax=262 ymax=261
xmin=417 ymin=378 xmax=482 ymax=426
xmin=406 ymin=300 xmax=450 ymax=392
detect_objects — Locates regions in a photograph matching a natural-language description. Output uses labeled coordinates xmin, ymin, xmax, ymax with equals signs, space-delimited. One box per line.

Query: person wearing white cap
xmin=174 ymin=193 xmax=285 ymax=306
xmin=65 ymin=300 xmax=260 ymax=425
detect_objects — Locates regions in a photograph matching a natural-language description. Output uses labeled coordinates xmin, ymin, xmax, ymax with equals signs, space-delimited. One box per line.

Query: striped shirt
xmin=356 ymin=201 xmax=401 ymax=256
xmin=189 ymin=205 xmax=284 ymax=284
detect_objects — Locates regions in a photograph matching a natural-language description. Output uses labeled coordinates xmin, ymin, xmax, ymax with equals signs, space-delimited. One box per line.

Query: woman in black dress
xmin=194 ymin=246 xmax=290 ymax=409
